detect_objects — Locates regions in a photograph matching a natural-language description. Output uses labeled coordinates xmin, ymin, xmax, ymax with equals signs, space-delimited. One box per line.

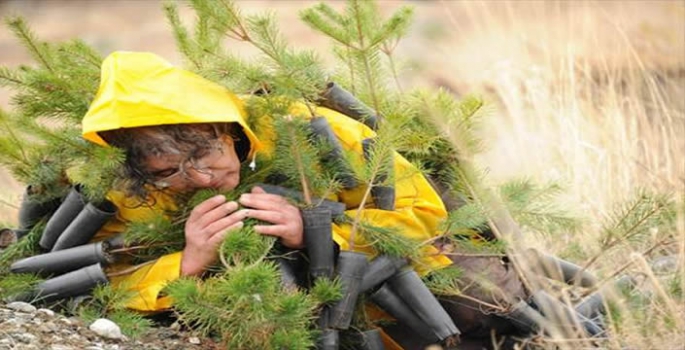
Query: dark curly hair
xmin=98 ymin=122 xmax=250 ymax=201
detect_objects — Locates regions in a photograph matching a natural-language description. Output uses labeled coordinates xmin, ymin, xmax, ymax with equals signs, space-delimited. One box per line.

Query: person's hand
xmin=239 ymin=186 xmax=304 ymax=249
xmin=181 ymin=194 xmax=248 ymax=276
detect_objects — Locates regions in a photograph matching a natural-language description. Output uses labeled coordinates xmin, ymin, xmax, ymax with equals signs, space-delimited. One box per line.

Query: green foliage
xmin=0 ymin=273 xmax=42 ymax=300
xmin=309 ymin=277 xmax=343 ymax=305
xmin=599 ymin=190 xmax=676 ymax=250
xmin=165 ymin=263 xmax=317 ymax=349
xmin=220 ymin=219 xmax=276 ymax=267
xmin=422 ymin=265 xmax=464 ymax=297
xmin=499 ymin=178 xmax=583 ymax=236
xmin=0 ymin=16 xmax=120 ymax=203
xmin=121 ymin=212 xmax=185 ymax=261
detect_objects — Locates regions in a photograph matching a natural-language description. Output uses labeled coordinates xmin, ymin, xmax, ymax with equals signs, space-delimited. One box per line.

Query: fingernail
xmin=240 ymin=194 xmax=250 ymax=201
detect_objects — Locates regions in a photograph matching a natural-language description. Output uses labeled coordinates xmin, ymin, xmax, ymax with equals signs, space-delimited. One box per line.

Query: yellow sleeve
xmin=94 ymin=190 xmax=182 ymax=312
xmin=314 ymin=106 xmax=452 ymax=275
xmin=108 ymin=252 xmax=182 ymax=311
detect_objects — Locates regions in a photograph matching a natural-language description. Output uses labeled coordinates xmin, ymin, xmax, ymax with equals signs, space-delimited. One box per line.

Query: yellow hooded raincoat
xmin=81 ymin=52 xmax=452 ymax=341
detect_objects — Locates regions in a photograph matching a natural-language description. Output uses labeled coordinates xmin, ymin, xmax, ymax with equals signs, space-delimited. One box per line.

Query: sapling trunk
xmin=386 ymin=269 xmax=460 ymax=342
xmin=359 ymin=255 xmax=408 ymax=293
xmin=22 ymin=263 xmax=108 ymax=303
xmin=328 ymin=251 xmax=368 ymax=329
xmin=319 ymin=82 xmax=380 ymax=130
xmin=39 ymin=185 xmax=87 ymax=251
xmin=310 ymin=116 xmax=357 ymax=189
xmin=369 ymin=283 xmax=437 ymax=342
xmin=17 ymin=186 xmax=62 ymax=238
xmin=359 ymin=329 xmax=385 ymax=350
xmin=10 ymin=241 xmax=114 ymax=276
xmin=362 ymin=138 xmax=395 ymax=211
xmin=51 ymin=200 xmax=117 ymax=251
xmin=528 ymin=248 xmax=597 ymax=287
xmin=302 ymin=207 xmax=336 ymax=280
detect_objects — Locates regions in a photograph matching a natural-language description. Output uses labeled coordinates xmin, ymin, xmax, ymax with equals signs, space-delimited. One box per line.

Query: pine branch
xmin=5 ymin=17 xmax=55 ymax=72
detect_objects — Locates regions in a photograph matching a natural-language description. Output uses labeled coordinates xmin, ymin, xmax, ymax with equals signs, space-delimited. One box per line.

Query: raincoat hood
xmin=82 ymin=51 xmax=262 ymax=159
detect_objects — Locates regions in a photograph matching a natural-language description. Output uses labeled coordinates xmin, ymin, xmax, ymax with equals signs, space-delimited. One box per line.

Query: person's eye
xmin=152 ymin=168 xmax=179 ymax=178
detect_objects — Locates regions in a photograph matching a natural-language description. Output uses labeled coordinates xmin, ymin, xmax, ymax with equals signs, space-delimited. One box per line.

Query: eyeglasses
xmin=151 ymin=139 xmax=226 ymax=189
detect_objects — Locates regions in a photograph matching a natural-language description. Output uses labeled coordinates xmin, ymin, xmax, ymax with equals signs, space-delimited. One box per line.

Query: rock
xmin=6 ymin=301 xmax=37 ymax=313
xmin=188 ymin=336 xmax=201 ymax=345
xmin=89 ymin=318 xmax=124 ymax=340
xmin=37 ymin=308 xmax=56 ymax=317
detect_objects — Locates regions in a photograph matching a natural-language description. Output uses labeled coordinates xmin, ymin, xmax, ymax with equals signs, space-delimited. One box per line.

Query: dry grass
xmin=0 ymin=0 xmax=683 ymax=348
xmin=430 ymin=1 xmax=684 ymax=348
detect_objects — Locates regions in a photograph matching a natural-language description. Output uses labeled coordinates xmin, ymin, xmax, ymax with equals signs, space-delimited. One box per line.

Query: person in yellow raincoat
xmin=81 ymin=51 xmax=457 ymax=349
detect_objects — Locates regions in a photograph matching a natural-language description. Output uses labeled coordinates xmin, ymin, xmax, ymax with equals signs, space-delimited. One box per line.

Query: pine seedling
xmin=301 ymin=0 xmax=413 ymax=114
xmin=498 ymin=178 xmax=583 ymax=236
xmin=165 ymin=262 xmax=318 ymax=349
xmin=0 ymin=273 xmax=42 ymax=300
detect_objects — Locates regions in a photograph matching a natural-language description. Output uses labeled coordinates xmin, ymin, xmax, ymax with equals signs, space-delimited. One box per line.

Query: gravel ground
xmin=0 ymin=301 xmax=215 ymax=350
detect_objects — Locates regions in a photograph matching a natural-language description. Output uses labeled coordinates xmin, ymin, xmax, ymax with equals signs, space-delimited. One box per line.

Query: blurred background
xmin=1 ymin=0 xmax=683 ymax=233
xmin=1 ymin=0 xmax=683 ymax=347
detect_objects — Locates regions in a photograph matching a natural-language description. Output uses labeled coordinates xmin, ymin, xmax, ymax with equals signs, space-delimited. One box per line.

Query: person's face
xmin=144 ymin=135 xmax=242 ymax=193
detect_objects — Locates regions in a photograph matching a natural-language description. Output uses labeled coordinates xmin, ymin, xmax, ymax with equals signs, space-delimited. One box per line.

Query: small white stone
xmin=188 ymin=336 xmax=201 ymax=345
xmin=37 ymin=308 xmax=56 ymax=317
xmin=89 ymin=318 xmax=124 ymax=340
xmin=6 ymin=301 xmax=37 ymax=313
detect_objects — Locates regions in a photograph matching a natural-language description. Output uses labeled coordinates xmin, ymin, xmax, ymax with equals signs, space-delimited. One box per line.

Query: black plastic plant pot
xmin=318 ymin=329 xmax=339 ymax=350
xmin=530 ymin=290 xmax=604 ymax=337
xmin=302 ymin=207 xmax=336 ymax=280
xmin=528 ymin=249 xmax=597 ymax=287
xmin=39 ymin=185 xmax=87 ymax=251
xmin=328 ymin=251 xmax=368 ymax=329
xmin=361 ymin=138 xmax=395 ymax=211
xmin=502 ymin=299 xmax=545 ymax=334
xmin=359 ymin=329 xmax=386 ymax=350
xmin=369 ymin=283 xmax=437 ymax=342
xmin=386 ymin=269 xmax=460 ymax=341
xmin=575 ymin=275 xmax=636 ymax=320
xmin=310 ymin=116 xmax=358 ymax=189
xmin=10 ymin=241 xmax=113 ymax=277
xmin=51 ymin=200 xmax=117 ymax=252
xmin=17 ymin=186 xmax=62 ymax=236
xmin=258 ymin=183 xmax=346 ymax=217
xmin=360 ymin=255 xmax=408 ymax=293
xmin=275 ymin=256 xmax=300 ymax=290
xmin=319 ymin=82 xmax=380 ymax=130
xmin=30 ymin=263 xmax=108 ymax=303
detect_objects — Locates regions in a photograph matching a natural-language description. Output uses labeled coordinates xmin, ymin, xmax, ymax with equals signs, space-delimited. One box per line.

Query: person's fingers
xmin=243 ymin=208 xmax=289 ymax=225
xmin=196 ymin=201 xmax=239 ymax=229
xmin=254 ymin=224 xmax=304 ymax=248
xmin=251 ymin=186 xmax=266 ymax=194
xmin=208 ymin=221 xmax=244 ymax=246
xmin=239 ymin=193 xmax=290 ymax=212
xmin=203 ymin=209 xmax=249 ymax=234
xmin=187 ymin=195 xmax=226 ymax=223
